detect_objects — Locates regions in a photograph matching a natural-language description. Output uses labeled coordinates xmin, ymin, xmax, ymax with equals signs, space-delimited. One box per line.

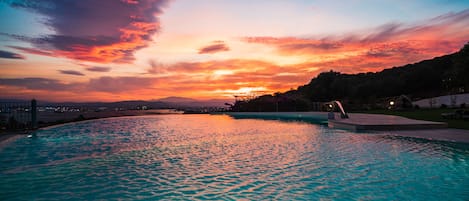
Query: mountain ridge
xmin=231 ymin=43 xmax=469 ymax=111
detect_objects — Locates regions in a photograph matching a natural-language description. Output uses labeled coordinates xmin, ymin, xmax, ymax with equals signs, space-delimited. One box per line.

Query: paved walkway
xmin=329 ymin=113 xmax=469 ymax=143
xmin=377 ymin=129 xmax=469 ymax=143
xmin=343 ymin=113 xmax=444 ymax=124
xmin=329 ymin=113 xmax=447 ymax=131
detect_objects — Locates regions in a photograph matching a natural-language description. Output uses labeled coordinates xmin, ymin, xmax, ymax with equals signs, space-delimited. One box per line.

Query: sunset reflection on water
xmin=1 ymin=115 xmax=468 ymax=200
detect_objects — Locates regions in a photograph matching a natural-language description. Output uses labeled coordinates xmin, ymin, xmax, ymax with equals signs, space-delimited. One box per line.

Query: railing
xmin=327 ymin=100 xmax=349 ymax=119
xmin=0 ymin=99 xmax=37 ymax=131
xmin=333 ymin=100 xmax=349 ymax=118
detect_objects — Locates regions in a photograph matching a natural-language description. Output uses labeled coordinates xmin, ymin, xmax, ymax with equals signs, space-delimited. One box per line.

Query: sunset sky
xmin=1 ymin=0 xmax=468 ymax=102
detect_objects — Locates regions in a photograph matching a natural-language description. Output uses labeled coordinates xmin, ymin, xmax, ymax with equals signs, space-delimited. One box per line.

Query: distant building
xmin=413 ymin=93 xmax=469 ymax=108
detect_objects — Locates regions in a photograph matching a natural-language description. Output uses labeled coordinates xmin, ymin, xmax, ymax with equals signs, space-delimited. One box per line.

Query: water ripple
xmin=1 ymin=115 xmax=469 ymax=200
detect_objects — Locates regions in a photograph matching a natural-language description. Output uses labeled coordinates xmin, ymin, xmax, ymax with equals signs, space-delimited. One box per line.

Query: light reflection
xmin=0 ymin=115 xmax=468 ymax=200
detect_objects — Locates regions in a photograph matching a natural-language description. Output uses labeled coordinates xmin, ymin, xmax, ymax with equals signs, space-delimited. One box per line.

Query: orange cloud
xmin=3 ymin=6 xmax=468 ymax=102
xmin=0 ymin=58 xmax=320 ymax=101
xmin=243 ymin=9 xmax=469 ymax=72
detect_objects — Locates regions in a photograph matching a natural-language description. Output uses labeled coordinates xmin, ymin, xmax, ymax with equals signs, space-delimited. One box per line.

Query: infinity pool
xmin=1 ymin=115 xmax=468 ymax=200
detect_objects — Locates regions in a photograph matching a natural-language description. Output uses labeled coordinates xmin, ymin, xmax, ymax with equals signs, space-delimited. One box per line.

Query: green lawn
xmin=354 ymin=108 xmax=469 ymax=130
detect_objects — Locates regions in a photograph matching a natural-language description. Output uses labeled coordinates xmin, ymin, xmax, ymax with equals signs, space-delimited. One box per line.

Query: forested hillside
xmin=232 ymin=43 xmax=469 ymax=112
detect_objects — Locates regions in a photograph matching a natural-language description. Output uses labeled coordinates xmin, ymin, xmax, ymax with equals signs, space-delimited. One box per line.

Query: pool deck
xmin=224 ymin=112 xmax=328 ymax=120
xmin=376 ymin=129 xmax=469 ymax=143
xmin=328 ymin=113 xmax=448 ymax=131
xmin=225 ymin=112 xmax=469 ymax=144
xmin=328 ymin=113 xmax=469 ymax=143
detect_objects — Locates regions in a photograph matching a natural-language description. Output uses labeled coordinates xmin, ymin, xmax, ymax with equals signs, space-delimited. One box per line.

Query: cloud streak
xmin=0 ymin=78 xmax=77 ymax=91
xmin=87 ymin=76 xmax=158 ymax=92
xmin=5 ymin=0 xmax=170 ymax=63
xmin=0 ymin=76 xmax=161 ymax=93
xmin=0 ymin=50 xmax=25 ymax=59
xmin=198 ymin=41 xmax=230 ymax=54
xmin=7 ymin=46 xmax=54 ymax=57
xmin=58 ymin=70 xmax=85 ymax=76
xmin=85 ymin=66 xmax=111 ymax=72
xmin=243 ymin=9 xmax=469 ymax=71
xmin=0 ymin=57 xmax=319 ymax=101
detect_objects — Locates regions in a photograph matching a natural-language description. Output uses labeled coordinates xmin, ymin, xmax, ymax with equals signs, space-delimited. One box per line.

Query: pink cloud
xmin=243 ymin=9 xmax=469 ymax=72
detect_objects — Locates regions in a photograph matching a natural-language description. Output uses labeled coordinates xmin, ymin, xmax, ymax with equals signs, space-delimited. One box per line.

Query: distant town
xmin=0 ymin=98 xmax=231 ymax=130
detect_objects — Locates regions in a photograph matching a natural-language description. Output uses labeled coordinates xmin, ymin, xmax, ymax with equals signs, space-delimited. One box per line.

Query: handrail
xmin=329 ymin=100 xmax=349 ymax=119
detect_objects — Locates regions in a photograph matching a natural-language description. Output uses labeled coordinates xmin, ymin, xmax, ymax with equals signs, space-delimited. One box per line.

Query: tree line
xmin=231 ymin=43 xmax=469 ymax=112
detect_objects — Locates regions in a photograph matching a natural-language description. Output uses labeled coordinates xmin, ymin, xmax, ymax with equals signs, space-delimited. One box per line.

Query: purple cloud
xmin=87 ymin=76 xmax=157 ymax=92
xmin=366 ymin=43 xmax=420 ymax=58
xmin=198 ymin=41 xmax=230 ymax=54
xmin=278 ymin=41 xmax=343 ymax=54
xmin=85 ymin=66 xmax=111 ymax=72
xmin=6 ymin=0 xmax=170 ymax=63
xmin=0 ymin=78 xmax=76 ymax=91
xmin=7 ymin=45 xmax=53 ymax=56
xmin=58 ymin=70 xmax=85 ymax=76
xmin=0 ymin=76 xmax=160 ymax=93
xmin=0 ymin=50 xmax=25 ymax=59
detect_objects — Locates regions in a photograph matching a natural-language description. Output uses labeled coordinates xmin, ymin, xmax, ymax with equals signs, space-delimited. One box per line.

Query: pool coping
xmin=328 ymin=113 xmax=448 ymax=131
xmin=2 ymin=113 xmax=468 ymax=145
xmin=223 ymin=112 xmax=469 ymax=144
xmin=374 ymin=129 xmax=469 ymax=144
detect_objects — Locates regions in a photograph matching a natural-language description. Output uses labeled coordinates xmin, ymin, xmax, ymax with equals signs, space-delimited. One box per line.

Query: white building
xmin=413 ymin=93 xmax=469 ymax=108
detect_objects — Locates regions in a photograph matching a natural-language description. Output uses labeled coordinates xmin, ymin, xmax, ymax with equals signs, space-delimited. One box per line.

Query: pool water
xmin=1 ymin=115 xmax=468 ymax=200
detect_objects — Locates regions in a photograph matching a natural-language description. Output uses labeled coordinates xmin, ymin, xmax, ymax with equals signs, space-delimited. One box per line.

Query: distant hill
xmin=232 ymin=43 xmax=469 ymax=111
xmin=156 ymin=96 xmax=232 ymax=108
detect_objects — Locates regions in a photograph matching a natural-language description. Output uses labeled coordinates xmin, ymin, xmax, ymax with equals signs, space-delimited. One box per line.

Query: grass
xmin=354 ymin=108 xmax=469 ymax=130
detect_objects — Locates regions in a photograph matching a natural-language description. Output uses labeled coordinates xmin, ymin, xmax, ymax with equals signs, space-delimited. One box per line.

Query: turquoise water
xmin=1 ymin=115 xmax=468 ymax=200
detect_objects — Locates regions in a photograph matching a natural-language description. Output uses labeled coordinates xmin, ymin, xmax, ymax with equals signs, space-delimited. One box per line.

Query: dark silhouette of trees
xmin=232 ymin=43 xmax=469 ymax=112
